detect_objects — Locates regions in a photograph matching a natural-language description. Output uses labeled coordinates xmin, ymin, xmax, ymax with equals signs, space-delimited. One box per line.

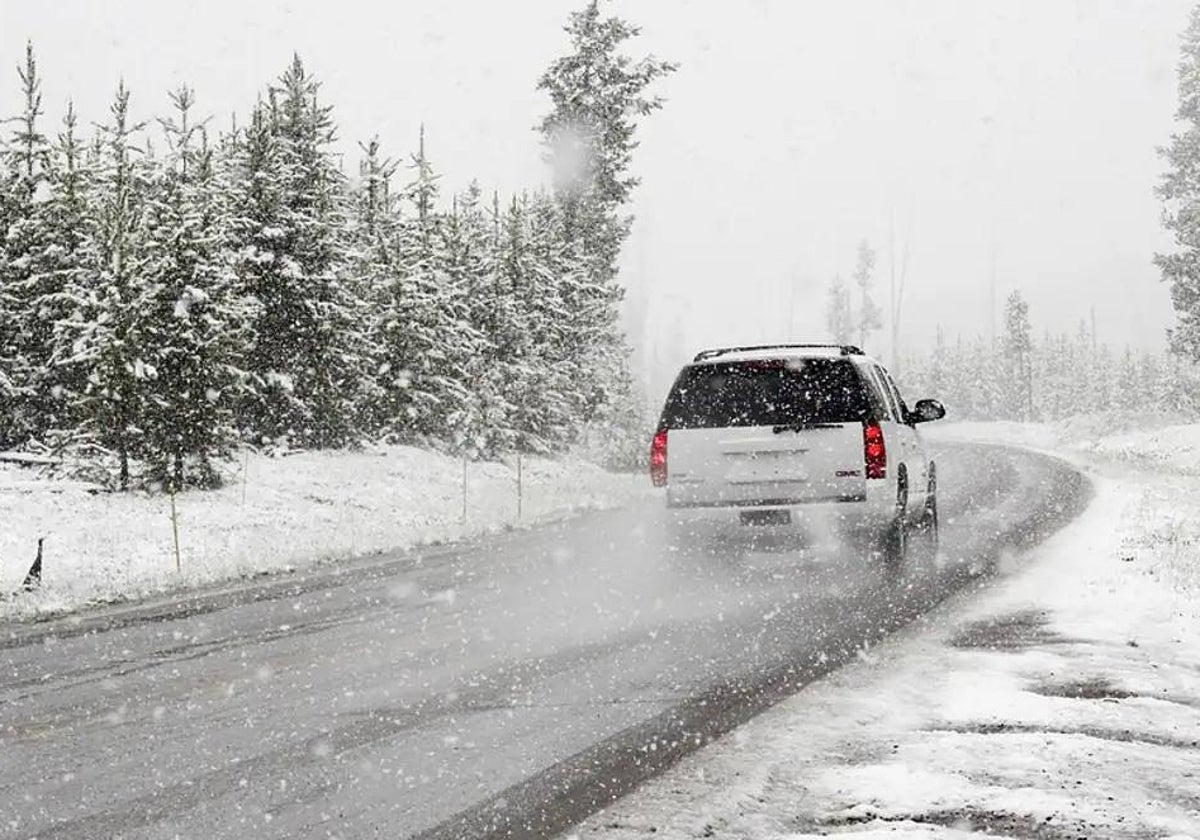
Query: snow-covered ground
xmin=0 ymin=446 xmax=646 ymax=620
xmin=568 ymin=416 xmax=1200 ymax=840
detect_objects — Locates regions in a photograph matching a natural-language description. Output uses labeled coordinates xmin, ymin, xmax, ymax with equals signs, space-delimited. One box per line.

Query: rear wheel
xmin=920 ymin=465 xmax=939 ymax=558
xmin=879 ymin=470 xmax=909 ymax=565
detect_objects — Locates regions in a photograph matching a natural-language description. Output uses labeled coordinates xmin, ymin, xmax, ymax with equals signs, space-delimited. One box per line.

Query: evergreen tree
xmin=20 ymin=101 xmax=96 ymax=448
xmin=537 ymin=1 xmax=676 ymax=280
xmin=56 ymin=82 xmax=150 ymax=488
xmin=1000 ymin=290 xmax=1033 ymax=420
xmin=825 ymin=274 xmax=853 ymax=344
xmin=0 ymin=42 xmax=53 ymax=446
xmin=347 ymin=135 xmax=400 ymax=437
xmin=138 ymin=87 xmax=248 ymax=488
xmin=1156 ymin=7 xmax=1200 ymax=361
xmin=368 ymin=129 xmax=477 ymax=448
xmin=1115 ymin=348 xmax=1141 ymax=411
xmin=927 ymin=326 xmax=948 ymax=399
xmin=1092 ymin=343 xmax=1114 ymax=413
xmin=852 ymin=241 xmax=882 ymax=350
xmin=537 ymin=2 xmax=675 ymax=448
xmin=229 ymin=57 xmax=364 ymax=449
xmin=444 ymin=182 xmax=513 ymax=456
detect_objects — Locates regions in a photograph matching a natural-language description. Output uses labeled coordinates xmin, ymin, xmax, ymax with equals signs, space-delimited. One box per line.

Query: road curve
xmin=0 ymin=442 xmax=1089 ymax=840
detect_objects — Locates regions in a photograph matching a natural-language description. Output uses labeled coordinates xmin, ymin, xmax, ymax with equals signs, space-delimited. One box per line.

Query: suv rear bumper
xmin=664 ymin=489 xmax=894 ymax=546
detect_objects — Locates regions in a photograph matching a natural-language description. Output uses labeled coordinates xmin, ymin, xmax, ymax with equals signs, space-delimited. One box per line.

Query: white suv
xmin=650 ymin=344 xmax=945 ymax=561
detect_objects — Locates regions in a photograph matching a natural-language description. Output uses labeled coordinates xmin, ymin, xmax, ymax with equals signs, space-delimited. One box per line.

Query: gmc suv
xmin=650 ymin=344 xmax=945 ymax=562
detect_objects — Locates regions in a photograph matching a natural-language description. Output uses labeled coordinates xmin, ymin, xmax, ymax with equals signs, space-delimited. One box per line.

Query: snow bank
xmin=933 ymin=411 xmax=1200 ymax=475
xmin=0 ymin=446 xmax=647 ymax=620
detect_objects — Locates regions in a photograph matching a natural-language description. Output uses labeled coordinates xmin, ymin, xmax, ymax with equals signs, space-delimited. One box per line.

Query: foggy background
xmin=1 ymin=0 xmax=1186 ymax=404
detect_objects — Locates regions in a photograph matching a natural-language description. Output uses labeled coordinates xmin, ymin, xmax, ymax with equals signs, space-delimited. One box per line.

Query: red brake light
xmin=650 ymin=429 xmax=668 ymax=487
xmin=864 ymin=421 xmax=886 ymax=479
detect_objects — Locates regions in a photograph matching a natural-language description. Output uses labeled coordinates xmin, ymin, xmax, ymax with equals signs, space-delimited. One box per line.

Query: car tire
xmin=921 ymin=465 xmax=939 ymax=557
xmin=880 ymin=469 xmax=909 ymax=565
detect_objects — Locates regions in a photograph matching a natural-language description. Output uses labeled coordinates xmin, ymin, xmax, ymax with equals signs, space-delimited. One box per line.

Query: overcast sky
xmin=1 ymin=0 xmax=1191 ymax=398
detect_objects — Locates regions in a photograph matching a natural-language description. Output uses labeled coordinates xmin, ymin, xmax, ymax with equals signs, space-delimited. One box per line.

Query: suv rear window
xmin=660 ymin=358 xmax=870 ymax=429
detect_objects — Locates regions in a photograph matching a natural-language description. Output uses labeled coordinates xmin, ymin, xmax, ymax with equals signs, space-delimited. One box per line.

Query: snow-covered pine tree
xmin=1069 ymin=321 xmax=1094 ymax=415
xmin=56 ymin=82 xmax=150 ymax=488
xmin=493 ymin=194 xmax=546 ymax=452
xmin=1092 ymin=342 xmax=1114 ymax=413
xmin=537 ymin=1 xmax=676 ymax=282
xmin=537 ymin=2 xmax=675 ymax=447
xmin=370 ymin=128 xmax=475 ymax=448
xmin=1138 ymin=352 xmax=1164 ymax=413
xmin=520 ymin=190 xmax=586 ymax=452
xmin=852 ymin=241 xmax=882 ymax=351
xmin=430 ymin=183 xmax=493 ymax=454
xmin=137 ymin=87 xmax=249 ymax=488
xmin=1000 ymin=290 xmax=1033 ymax=421
xmin=230 ymin=57 xmax=365 ymax=449
xmin=0 ymin=168 xmax=14 ymax=447
xmin=347 ymin=135 xmax=400 ymax=437
xmin=825 ymin=274 xmax=853 ymax=344
xmin=21 ymin=101 xmax=98 ymax=451
xmin=1156 ymin=6 xmax=1200 ymax=362
xmin=1032 ymin=331 xmax=1059 ymax=420
xmin=1114 ymin=348 xmax=1141 ymax=411
xmin=0 ymin=42 xmax=53 ymax=447
xmin=1160 ymin=351 xmax=1200 ymax=415
xmin=929 ymin=326 xmax=948 ymax=399
xmin=440 ymin=182 xmax=510 ymax=456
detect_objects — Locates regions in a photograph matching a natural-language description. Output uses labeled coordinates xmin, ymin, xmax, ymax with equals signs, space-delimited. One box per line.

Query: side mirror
xmin=911 ymin=398 xmax=946 ymax=424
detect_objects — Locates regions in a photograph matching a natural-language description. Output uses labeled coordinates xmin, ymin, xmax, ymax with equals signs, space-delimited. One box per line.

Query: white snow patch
xmin=0 ymin=445 xmax=647 ymax=619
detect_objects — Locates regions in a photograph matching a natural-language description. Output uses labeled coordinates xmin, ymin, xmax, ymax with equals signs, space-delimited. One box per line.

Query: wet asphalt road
xmin=0 ymin=442 xmax=1089 ymax=840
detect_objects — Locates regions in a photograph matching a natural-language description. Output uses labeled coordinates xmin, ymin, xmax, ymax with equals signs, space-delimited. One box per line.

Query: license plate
xmin=741 ymin=509 xmax=791 ymax=526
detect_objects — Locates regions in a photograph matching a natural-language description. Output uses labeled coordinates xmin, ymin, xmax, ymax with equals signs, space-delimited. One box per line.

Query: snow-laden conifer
xmin=137 ymin=87 xmax=249 ymax=488
xmin=229 ymin=57 xmax=364 ymax=449
xmin=55 ymin=82 xmax=150 ymax=488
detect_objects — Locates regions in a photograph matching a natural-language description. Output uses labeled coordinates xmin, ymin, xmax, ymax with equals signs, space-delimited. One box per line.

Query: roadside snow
xmin=0 ymin=446 xmax=646 ymax=620
xmin=567 ymin=421 xmax=1200 ymax=840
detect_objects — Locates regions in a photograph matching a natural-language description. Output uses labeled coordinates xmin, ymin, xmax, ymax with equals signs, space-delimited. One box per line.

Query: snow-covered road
xmin=567 ymin=424 xmax=1200 ymax=840
xmin=0 ymin=443 xmax=1086 ymax=840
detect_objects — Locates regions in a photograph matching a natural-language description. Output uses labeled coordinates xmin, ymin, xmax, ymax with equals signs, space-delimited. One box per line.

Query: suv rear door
xmin=660 ymin=357 xmax=870 ymax=507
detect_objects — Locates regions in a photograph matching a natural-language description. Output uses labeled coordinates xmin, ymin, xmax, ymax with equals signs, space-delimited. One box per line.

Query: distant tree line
xmin=0 ymin=4 xmax=675 ymax=489
xmin=897 ymin=291 xmax=1200 ymax=422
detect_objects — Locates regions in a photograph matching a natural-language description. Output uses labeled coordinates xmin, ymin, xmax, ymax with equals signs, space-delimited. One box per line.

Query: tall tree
xmin=1000 ymin=290 xmax=1033 ymax=421
xmin=852 ymin=240 xmax=882 ymax=350
xmin=537 ymin=1 xmax=676 ymax=279
xmin=0 ymin=42 xmax=53 ymax=446
xmin=20 ymin=102 xmax=95 ymax=448
xmin=537 ymin=2 xmax=676 ymax=454
xmin=1156 ymin=6 xmax=1200 ymax=361
xmin=229 ymin=56 xmax=364 ymax=449
xmin=348 ymin=135 xmax=400 ymax=437
xmin=56 ymin=82 xmax=150 ymax=488
xmin=138 ymin=87 xmax=249 ymax=488
xmin=825 ymin=274 xmax=853 ymax=344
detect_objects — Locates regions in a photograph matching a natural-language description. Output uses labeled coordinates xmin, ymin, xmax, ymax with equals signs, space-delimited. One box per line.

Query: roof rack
xmin=692 ymin=343 xmax=864 ymax=363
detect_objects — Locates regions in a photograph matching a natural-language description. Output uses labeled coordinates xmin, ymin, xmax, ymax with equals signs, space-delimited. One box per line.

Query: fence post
xmin=241 ymin=447 xmax=250 ymax=506
xmin=170 ymin=489 xmax=182 ymax=574
xmin=516 ymin=451 xmax=523 ymax=521
xmin=461 ymin=453 xmax=468 ymax=524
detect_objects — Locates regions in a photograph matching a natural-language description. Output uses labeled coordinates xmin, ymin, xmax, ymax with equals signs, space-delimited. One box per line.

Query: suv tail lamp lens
xmin=863 ymin=421 xmax=886 ymax=479
xmin=650 ymin=429 xmax=668 ymax=487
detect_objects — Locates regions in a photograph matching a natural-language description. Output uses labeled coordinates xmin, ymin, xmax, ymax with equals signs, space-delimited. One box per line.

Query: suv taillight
xmin=650 ymin=429 xmax=668 ymax=487
xmin=864 ymin=420 xmax=886 ymax=479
